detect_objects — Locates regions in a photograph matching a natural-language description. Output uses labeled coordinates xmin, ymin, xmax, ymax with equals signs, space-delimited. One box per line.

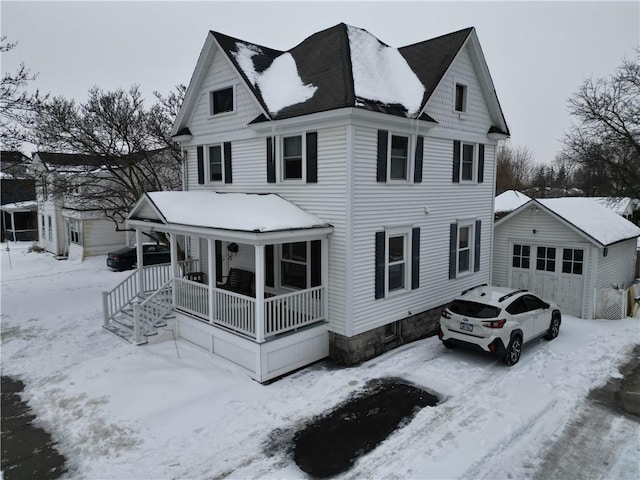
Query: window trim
xmin=387 ymin=133 xmax=411 ymax=182
xmin=385 ymin=227 xmax=411 ymax=296
xmin=456 ymin=220 xmax=475 ymax=277
xmin=281 ymin=134 xmax=306 ymax=181
xmin=209 ymin=85 xmax=235 ymax=117
xmin=454 ymin=81 xmax=468 ymax=113
xmin=205 ymin=144 xmax=225 ymax=183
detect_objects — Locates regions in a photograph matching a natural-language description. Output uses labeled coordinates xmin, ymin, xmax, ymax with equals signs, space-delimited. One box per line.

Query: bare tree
xmin=34 ymin=85 xmax=185 ymax=225
xmin=560 ymin=50 xmax=640 ymax=197
xmin=496 ymin=142 xmax=535 ymax=194
xmin=0 ymin=36 xmax=46 ymax=151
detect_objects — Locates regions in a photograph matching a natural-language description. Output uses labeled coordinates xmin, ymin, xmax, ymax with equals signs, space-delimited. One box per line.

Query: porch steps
xmin=103 ymin=295 xmax=172 ymax=345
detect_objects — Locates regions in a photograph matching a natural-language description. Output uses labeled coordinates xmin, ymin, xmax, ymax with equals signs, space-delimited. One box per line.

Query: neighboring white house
xmin=105 ymin=23 xmax=510 ymax=382
xmin=493 ymin=197 xmax=640 ymax=319
xmin=591 ymin=197 xmax=638 ymax=221
xmin=32 ymin=153 xmax=128 ymax=259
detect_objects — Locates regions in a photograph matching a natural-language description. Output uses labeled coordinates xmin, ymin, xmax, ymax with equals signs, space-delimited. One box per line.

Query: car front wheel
xmin=503 ymin=335 xmax=522 ymax=366
xmin=544 ymin=313 xmax=561 ymax=340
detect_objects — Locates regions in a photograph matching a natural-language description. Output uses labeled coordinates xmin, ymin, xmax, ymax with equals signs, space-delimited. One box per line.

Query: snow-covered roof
xmin=495 ymin=190 xmax=531 ymax=213
xmin=0 ymin=200 xmax=38 ymax=212
xmin=133 ymin=191 xmax=331 ymax=233
xmin=590 ymin=197 xmax=636 ymax=216
xmin=537 ymin=197 xmax=640 ymax=246
xmin=346 ymin=25 xmax=424 ymax=116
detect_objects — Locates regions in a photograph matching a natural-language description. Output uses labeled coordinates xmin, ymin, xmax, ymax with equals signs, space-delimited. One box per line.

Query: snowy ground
xmin=1 ymin=241 xmax=639 ymax=479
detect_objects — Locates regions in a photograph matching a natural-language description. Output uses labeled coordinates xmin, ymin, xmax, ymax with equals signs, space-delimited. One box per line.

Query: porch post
xmin=322 ymin=236 xmax=329 ymax=320
xmin=208 ymin=238 xmax=216 ymax=322
xmin=136 ymin=229 xmax=144 ymax=295
xmin=254 ymin=244 xmax=265 ymax=343
xmin=170 ymin=233 xmax=178 ymax=305
xmin=10 ymin=211 xmax=15 ymax=241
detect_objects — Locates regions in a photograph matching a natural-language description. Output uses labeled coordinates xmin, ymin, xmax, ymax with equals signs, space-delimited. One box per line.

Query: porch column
xmin=254 ymin=245 xmax=265 ymax=343
xmin=322 ymin=236 xmax=329 ymax=320
xmin=9 ymin=211 xmax=15 ymax=241
xmin=208 ymin=238 xmax=216 ymax=323
xmin=170 ymin=233 xmax=178 ymax=305
xmin=136 ymin=229 xmax=144 ymax=295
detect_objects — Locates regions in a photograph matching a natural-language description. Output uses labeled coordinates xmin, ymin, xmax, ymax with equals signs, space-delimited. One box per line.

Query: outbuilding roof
xmin=498 ymin=197 xmax=640 ymax=247
xmin=494 ymin=190 xmax=531 ymax=213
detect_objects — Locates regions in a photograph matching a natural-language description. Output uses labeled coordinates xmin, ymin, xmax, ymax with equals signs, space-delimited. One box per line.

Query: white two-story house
xmin=107 ymin=23 xmax=509 ymax=382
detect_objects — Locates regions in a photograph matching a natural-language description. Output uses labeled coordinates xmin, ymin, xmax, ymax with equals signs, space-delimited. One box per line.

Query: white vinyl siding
xmin=350 ymin=127 xmax=495 ymax=336
xmin=424 ymin=44 xmax=492 ymax=135
xmin=81 ymin=218 xmax=127 ymax=256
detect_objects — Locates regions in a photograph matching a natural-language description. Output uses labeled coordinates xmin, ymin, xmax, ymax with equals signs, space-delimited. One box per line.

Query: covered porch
xmin=105 ymin=191 xmax=333 ymax=382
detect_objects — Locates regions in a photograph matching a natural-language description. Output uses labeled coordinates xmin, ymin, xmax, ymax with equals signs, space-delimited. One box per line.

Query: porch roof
xmin=127 ymin=191 xmax=333 ymax=238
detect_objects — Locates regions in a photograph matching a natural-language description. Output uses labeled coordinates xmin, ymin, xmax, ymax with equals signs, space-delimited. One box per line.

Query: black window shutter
xmin=411 ymin=227 xmax=420 ymax=289
xmin=474 ymin=219 xmax=482 ymax=272
xmin=478 ymin=144 xmax=485 ymax=184
xmin=375 ymin=231 xmax=385 ymax=299
xmin=414 ymin=135 xmax=424 ymax=183
xmin=266 ymin=137 xmax=276 ymax=183
xmin=223 ymin=142 xmax=232 ymax=184
xmin=306 ymin=132 xmax=318 ymax=183
xmin=265 ymin=244 xmax=274 ymax=287
xmin=449 ymin=223 xmax=458 ymax=279
xmin=197 ymin=146 xmax=204 ymax=185
xmin=311 ymin=240 xmax=321 ymax=287
xmin=452 ymin=140 xmax=460 ymax=183
xmin=215 ymin=240 xmax=223 ymax=283
xmin=377 ymin=130 xmax=388 ymax=182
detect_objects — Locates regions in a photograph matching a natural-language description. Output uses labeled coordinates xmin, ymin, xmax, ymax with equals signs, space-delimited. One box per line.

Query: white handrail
xmin=265 ymin=286 xmax=324 ymax=336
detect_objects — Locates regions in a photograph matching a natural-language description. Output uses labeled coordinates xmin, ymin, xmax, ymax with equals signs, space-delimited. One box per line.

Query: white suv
xmin=438 ymin=285 xmax=561 ymax=365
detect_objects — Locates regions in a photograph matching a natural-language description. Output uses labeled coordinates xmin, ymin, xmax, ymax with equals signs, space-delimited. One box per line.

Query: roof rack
xmin=498 ymin=289 xmax=528 ymax=303
xmin=461 ymin=283 xmax=488 ymax=296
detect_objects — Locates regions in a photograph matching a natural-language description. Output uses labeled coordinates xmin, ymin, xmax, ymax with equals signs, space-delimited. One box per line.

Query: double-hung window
xmin=387 ymin=232 xmax=408 ymax=293
xmin=69 ymin=218 xmax=82 ymax=244
xmin=389 ymin=134 xmax=409 ymax=181
xmin=453 ymin=140 xmax=484 ymax=184
xmin=461 ymin=143 xmax=475 ymax=181
xmin=208 ymin=145 xmax=223 ymax=182
xmin=458 ymin=224 xmax=472 ymax=274
xmin=282 ymin=135 xmax=304 ymax=180
xmin=210 ymin=86 xmax=234 ymax=115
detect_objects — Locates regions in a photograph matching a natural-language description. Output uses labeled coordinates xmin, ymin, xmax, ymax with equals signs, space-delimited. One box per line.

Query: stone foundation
xmin=329 ymin=305 xmax=442 ymax=366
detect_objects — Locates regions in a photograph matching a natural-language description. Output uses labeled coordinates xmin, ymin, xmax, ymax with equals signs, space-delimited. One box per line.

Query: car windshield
xmin=449 ymin=300 xmax=501 ymax=319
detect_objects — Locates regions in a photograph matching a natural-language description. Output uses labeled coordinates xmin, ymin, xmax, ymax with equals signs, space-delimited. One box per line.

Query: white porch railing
xmin=102 ymin=260 xmax=200 ymax=327
xmin=174 ymin=278 xmax=209 ymax=318
xmin=133 ymin=280 xmax=173 ymax=344
xmin=172 ymin=281 xmax=324 ymax=340
xmin=214 ymin=289 xmax=256 ymax=337
xmin=265 ymin=286 xmax=324 ymax=336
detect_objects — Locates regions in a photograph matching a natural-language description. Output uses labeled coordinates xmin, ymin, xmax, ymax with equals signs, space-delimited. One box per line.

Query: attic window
xmin=455 ymin=83 xmax=467 ymax=112
xmin=210 ymin=87 xmax=234 ymax=115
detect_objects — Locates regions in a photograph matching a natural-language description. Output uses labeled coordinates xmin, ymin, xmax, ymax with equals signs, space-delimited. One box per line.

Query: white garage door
xmin=509 ymin=243 xmax=586 ymax=317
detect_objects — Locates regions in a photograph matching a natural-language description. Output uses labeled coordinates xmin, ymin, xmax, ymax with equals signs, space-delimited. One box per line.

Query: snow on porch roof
xmin=136 ymin=191 xmax=331 ymax=233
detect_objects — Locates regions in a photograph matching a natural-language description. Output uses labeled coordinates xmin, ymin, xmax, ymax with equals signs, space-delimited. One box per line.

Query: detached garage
xmin=492 ymin=198 xmax=640 ymax=319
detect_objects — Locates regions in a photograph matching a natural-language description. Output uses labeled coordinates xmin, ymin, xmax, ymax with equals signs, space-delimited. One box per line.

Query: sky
xmin=1 ymin=0 xmax=638 ymax=164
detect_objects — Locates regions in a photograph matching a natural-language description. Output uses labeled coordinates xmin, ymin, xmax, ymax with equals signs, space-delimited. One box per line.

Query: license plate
xmin=460 ymin=322 xmax=473 ymax=332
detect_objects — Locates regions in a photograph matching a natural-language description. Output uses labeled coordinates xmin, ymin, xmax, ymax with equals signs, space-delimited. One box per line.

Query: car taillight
xmin=482 ymin=319 xmax=506 ymax=328
xmin=441 ymin=310 xmax=452 ymax=319
xmin=114 ymin=255 xmax=120 ymax=261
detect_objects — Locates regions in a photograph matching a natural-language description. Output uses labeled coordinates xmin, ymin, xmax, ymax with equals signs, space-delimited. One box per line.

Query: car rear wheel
xmin=544 ymin=313 xmax=561 ymax=340
xmin=503 ymin=335 xmax=522 ymax=366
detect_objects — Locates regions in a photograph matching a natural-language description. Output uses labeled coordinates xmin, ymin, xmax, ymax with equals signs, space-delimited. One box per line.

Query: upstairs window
xmin=458 ymin=225 xmax=472 ymax=274
xmin=452 ymin=140 xmax=484 ymax=183
xmin=389 ymin=134 xmax=409 ymax=180
xmin=387 ymin=233 xmax=407 ymax=292
xmin=210 ymin=87 xmax=234 ymax=115
xmin=461 ymin=143 xmax=475 ymax=181
xmin=455 ymin=83 xmax=467 ymax=112
xmin=208 ymin=145 xmax=223 ymax=182
xmin=282 ymin=135 xmax=304 ymax=180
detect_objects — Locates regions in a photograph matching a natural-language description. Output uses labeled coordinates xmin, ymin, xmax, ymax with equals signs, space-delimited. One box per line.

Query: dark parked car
xmin=106 ymin=244 xmax=171 ymax=271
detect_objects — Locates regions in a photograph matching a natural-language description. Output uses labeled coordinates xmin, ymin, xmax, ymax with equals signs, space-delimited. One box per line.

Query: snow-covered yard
xmin=1 ymin=241 xmax=639 ymax=479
